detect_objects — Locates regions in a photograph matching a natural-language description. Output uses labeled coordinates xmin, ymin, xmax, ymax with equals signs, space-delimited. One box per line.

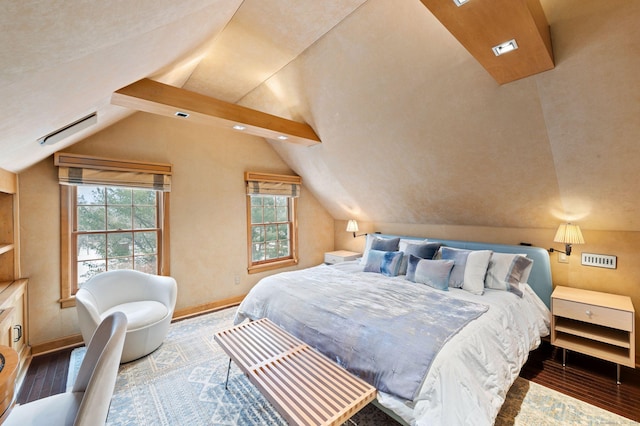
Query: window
xmin=246 ymin=172 xmax=300 ymax=273
xmin=74 ymin=185 xmax=160 ymax=285
xmin=56 ymin=153 xmax=171 ymax=308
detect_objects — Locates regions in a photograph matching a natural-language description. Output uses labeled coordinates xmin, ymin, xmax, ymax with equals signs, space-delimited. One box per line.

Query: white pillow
xmin=360 ymin=234 xmax=376 ymax=265
xmin=463 ymin=250 xmax=493 ymax=295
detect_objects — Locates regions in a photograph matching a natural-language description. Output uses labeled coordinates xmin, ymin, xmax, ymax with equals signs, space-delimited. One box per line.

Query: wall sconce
xmin=346 ymin=220 xmax=366 ymax=238
xmin=549 ymin=223 xmax=585 ymax=256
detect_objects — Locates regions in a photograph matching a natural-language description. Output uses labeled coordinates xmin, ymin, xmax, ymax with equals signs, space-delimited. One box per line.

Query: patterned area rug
xmin=68 ymin=307 xmax=638 ymax=425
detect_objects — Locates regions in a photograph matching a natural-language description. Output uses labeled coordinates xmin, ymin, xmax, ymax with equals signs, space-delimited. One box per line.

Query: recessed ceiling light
xmin=453 ymin=0 xmax=470 ymax=6
xmin=492 ymin=39 xmax=518 ymax=56
xmin=175 ymin=111 xmax=189 ymax=118
xmin=232 ymin=124 xmax=246 ymax=131
xmin=277 ymin=135 xmax=288 ymax=140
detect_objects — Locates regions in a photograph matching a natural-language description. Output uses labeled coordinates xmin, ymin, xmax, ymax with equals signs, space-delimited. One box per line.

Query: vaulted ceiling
xmin=1 ymin=0 xmax=639 ymax=232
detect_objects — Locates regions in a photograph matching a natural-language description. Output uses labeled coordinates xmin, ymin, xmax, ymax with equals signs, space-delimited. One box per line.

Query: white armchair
xmin=75 ymin=270 xmax=177 ymax=363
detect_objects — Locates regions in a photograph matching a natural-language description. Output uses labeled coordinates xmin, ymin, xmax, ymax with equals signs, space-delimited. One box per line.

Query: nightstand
xmin=551 ymin=286 xmax=636 ymax=384
xmin=324 ymin=250 xmax=361 ymax=265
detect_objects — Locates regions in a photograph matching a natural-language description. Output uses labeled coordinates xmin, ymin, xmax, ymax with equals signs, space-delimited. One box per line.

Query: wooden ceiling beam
xmin=420 ymin=0 xmax=554 ymax=84
xmin=111 ymin=78 xmax=321 ymax=146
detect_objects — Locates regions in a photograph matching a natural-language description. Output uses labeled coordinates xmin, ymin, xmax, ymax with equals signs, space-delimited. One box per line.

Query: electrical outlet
xmin=558 ymin=252 xmax=568 ymax=263
xmin=234 ymin=274 xmax=241 ymax=285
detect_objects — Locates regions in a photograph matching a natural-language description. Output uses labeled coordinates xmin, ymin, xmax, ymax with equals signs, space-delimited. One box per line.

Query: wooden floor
xmin=17 ymin=341 xmax=640 ymax=423
xmin=520 ymin=341 xmax=640 ymax=423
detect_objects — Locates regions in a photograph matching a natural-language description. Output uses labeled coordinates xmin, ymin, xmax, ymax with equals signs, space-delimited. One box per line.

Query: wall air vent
xmin=38 ymin=112 xmax=97 ymax=146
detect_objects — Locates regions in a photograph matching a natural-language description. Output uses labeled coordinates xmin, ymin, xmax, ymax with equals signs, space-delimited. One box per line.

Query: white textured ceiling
xmin=1 ymin=0 xmax=639 ymax=232
xmin=0 ymin=0 xmax=364 ymax=172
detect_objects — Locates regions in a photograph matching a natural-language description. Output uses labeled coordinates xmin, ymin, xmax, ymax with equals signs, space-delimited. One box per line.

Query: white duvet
xmin=330 ymin=261 xmax=550 ymax=425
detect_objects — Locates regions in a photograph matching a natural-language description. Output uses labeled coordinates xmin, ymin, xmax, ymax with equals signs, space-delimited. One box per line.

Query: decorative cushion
xmin=360 ymin=236 xmax=400 ymax=265
xmin=398 ymin=238 xmax=428 ymax=252
xmin=406 ymin=255 xmax=454 ymax=291
xmin=440 ymin=247 xmax=469 ymax=288
xmin=363 ymin=249 xmax=404 ymax=277
xmin=485 ymin=253 xmax=533 ymax=297
xmin=440 ymin=247 xmax=492 ymax=295
xmin=398 ymin=242 xmax=441 ymax=275
xmin=371 ymin=237 xmax=400 ymax=251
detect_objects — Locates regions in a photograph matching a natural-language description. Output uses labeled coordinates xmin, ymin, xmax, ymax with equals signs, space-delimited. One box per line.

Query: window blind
xmin=55 ymin=152 xmax=172 ymax=192
xmin=245 ymin=172 xmax=301 ymax=198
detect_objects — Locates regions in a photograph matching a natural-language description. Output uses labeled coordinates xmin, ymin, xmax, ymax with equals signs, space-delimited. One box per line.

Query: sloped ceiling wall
xmin=0 ymin=0 xmax=244 ymax=170
xmin=2 ymin=0 xmax=639 ymax=232
xmin=238 ymin=0 xmax=640 ymax=231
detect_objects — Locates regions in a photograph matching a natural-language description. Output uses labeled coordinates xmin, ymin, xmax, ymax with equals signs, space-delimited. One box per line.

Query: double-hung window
xmin=74 ymin=185 xmax=160 ymax=281
xmin=245 ymin=172 xmax=300 ymax=273
xmin=56 ymin=153 xmax=171 ymax=308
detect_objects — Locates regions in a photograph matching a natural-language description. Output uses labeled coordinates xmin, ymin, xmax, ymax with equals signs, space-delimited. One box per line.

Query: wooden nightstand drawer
xmin=553 ymin=299 xmax=633 ymax=332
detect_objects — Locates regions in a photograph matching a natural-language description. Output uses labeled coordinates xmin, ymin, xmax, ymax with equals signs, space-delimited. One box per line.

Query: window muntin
xmin=74 ymin=185 xmax=160 ymax=288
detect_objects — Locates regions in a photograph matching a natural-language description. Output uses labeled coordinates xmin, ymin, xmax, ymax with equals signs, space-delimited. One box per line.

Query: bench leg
xmin=224 ymin=358 xmax=232 ymax=390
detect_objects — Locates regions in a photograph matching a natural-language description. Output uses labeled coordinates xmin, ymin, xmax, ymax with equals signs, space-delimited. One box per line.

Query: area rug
xmin=68 ymin=307 xmax=638 ymax=425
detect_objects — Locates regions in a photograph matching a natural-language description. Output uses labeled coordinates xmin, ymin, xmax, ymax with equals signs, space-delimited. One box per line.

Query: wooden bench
xmin=214 ymin=318 xmax=377 ymax=426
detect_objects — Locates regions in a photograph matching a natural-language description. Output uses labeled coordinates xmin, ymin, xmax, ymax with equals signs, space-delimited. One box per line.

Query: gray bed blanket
xmin=234 ymin=264 xmax=489 ymax=401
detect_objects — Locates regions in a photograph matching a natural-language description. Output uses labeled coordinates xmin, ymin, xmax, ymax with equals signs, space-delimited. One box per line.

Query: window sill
xmin=59 ymin=296 xmax=76 ymax=309
xmin=248 ymin=258 xmax=298 ymax=274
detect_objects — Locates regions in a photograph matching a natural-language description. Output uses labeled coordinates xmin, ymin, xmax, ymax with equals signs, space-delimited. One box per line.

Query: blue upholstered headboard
xmin=375 ymin=234 xmax=553 ymax=308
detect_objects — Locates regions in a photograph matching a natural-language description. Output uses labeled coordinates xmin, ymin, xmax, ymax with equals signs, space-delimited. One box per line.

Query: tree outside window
xmin=250 ymin=195 xmax=292 ymax=263
xmin=245 ymin=172 xmax=299 ymax=274
xmin=74 ymin=185 xmax=160 ymax=288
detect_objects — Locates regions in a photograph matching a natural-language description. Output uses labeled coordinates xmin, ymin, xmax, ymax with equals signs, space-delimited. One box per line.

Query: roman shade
xmin=245 ymin=172 xmax=301 ymax=198
xmin=55 ymin=152 xmax=172 ymax=191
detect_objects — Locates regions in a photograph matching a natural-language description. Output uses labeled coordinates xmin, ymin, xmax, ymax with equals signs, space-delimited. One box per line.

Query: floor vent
xmin=581 ymin=253 xmax=617 ymax=269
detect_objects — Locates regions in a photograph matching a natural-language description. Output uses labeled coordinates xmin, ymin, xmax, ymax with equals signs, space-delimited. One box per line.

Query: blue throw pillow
xmin=370 ymin=237 xmax=400 ymax=252
xmin=398 ymin=242 xmax=441 ymax=275
xmin=364 ymin=249 xmax=404 ymax=277
xmin=440 ymin=247 xmax=470 ymax=288
xmin=406 ymin=255 xmax=454 ymax=291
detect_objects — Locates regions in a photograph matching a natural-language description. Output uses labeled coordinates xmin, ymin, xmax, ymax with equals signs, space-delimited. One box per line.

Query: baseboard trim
xmin=30 ymin=295 xmax=247 ymax=357
xmin=31 ymin=335 xmax=84 ymax=356
xmin=173 ymin=294 xmax=245 ymax=320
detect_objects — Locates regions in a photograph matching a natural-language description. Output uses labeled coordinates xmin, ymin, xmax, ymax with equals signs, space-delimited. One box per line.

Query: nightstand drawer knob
xmin=585 ymin=310 xmax=592 ymax=317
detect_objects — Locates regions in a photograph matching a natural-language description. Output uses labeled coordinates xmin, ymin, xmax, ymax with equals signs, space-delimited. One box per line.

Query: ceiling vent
xmin=38 ymin=112 xmax=97 ymax=146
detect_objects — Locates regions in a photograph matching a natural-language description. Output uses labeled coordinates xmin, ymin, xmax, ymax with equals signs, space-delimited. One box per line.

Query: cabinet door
xmin=9 ymin=289 xmax=25 ymax=354
xmin=0 ymin=307 xmax=13 ymax=347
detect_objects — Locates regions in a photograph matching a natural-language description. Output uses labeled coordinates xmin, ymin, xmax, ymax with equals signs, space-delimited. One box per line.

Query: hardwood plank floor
xmin=520 ymin=341 xmax=640 ymax=423
xmin=17 ymin=341 xmax=640 ymax=423
xmin=17 ymin=350 xmax=71 ymax=404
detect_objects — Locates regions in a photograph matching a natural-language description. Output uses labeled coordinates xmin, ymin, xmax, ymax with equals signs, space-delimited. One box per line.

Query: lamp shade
xmin=346 ymin=220 xmax=359 ymax=233
xmin=554 ymin=223 xmax=585 ymax=245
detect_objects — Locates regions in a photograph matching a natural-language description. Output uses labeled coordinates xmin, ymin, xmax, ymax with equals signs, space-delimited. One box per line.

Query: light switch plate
xmin=581 ymin=253 xmax=617 ymax=269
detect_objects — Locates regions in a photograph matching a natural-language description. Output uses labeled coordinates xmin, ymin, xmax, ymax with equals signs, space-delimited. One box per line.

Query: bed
xmin=234 ymin=235 xmax=552 ymax=425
